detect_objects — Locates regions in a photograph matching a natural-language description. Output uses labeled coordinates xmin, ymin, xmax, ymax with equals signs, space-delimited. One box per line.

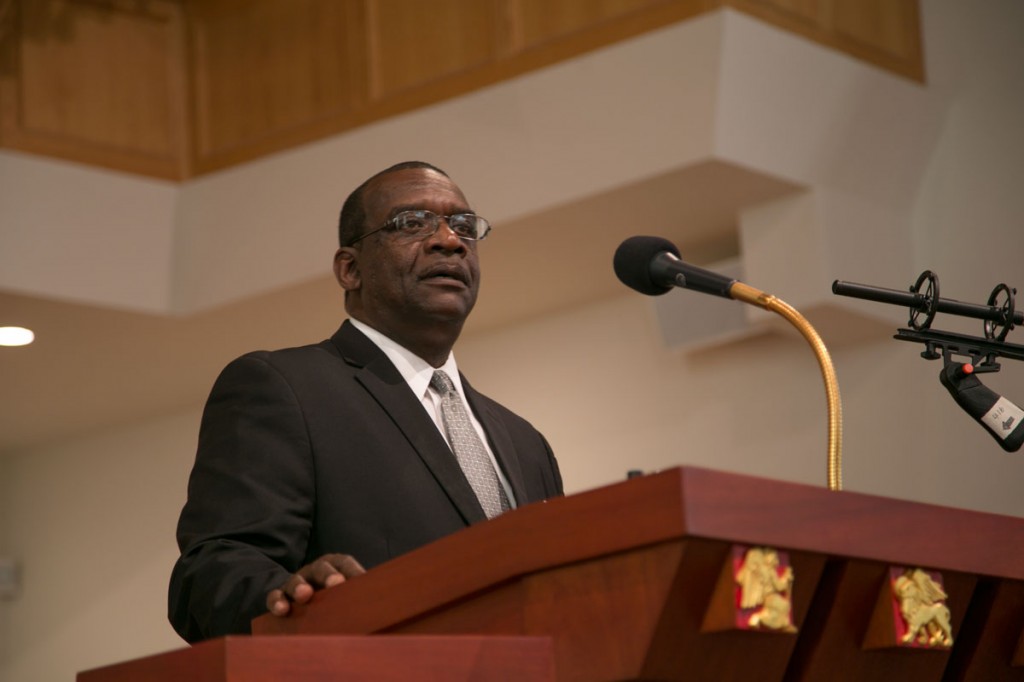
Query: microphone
xmin=612 ymin=235 xmax=845 ymax=491
xmin=613 ymin=236 xmax=737 ymax=298
xmin=939 ymin=363 xmax=1024 ymax=452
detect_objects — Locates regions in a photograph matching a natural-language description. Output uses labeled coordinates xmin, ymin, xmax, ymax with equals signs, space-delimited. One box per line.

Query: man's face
xmin=340 ymin=168 xmax=481 ymax=334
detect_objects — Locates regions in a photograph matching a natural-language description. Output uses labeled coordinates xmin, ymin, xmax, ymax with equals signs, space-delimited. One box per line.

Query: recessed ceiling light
xmin=0 ymin=327 xmax=35 ymax=347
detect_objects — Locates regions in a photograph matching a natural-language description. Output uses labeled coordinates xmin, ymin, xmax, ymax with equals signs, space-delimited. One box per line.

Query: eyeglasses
xmin=347 ymin=210 xmax=492 ymax=246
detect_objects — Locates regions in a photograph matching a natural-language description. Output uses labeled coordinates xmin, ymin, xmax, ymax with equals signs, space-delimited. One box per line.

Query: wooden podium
xmin=78 ymin=635 xmax=556 ymax=681
xmin=82 ymin=467 xmax=1024 ymax=681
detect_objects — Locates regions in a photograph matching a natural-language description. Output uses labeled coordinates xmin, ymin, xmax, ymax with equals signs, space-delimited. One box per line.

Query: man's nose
xmin=427 ymin=219 xmax=467 ymax=252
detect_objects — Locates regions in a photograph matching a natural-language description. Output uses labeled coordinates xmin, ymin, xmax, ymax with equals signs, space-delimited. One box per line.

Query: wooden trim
xmin=189 ymin=0 xmax=710 ymax=176
xmin=2 ymin=0 xmax=925 ymax=179
xmin=724 ymin=0 xmax=925 ymax=82
xmin=0 ymin=0 xmax=189 ymax=179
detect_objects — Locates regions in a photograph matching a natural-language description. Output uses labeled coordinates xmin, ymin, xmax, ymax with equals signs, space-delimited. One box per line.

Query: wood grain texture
xmin=2 ymin=0 xmax=925 ymax=178
xmin=77 ymin=635 xmax=556 ymax=682
xmin=514 ymin=0 xmax=676 ymax=47
xmin=393 ymin=541 xmax=691 ymax=681
xmin=785 ymin=561 xmax=974 ymax=681
xmin=725 ymin=0 xmax=925 ymax=81
xmin=366 ymin=0 xmax=506 ymax=98
xmin=392 ymin=540 xmax=826 ymax=681
xmin=252 ymin=466 xmax=1024 ymax=680
xmin=188 ymin=0 xmax=368 ymax=158
xmin=0 ymin=0 xmax=188 ymax=178
xmin=944 ymin=579 xmax=1024 ymax=680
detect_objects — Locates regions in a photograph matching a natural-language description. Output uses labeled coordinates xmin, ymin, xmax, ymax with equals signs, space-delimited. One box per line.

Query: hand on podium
xmin=266 ymin=553 xmax=365 ymax=617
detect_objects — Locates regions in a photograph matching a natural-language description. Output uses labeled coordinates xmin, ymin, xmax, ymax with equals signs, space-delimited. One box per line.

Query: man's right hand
xmin=266 ymin=553 xmax=366 ymax=617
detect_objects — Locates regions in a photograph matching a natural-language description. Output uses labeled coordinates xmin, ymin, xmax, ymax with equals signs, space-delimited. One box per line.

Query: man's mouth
xmin=421 ymin=265 xmax=469 ymax=286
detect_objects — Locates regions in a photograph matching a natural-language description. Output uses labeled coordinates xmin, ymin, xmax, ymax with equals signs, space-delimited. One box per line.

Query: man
xmin=168 ymin=161 xmax=563 ymax=643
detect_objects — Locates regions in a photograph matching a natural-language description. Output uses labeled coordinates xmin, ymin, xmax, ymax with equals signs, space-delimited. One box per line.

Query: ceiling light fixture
xmin=0 ymin=327 xmax=35 ymax=347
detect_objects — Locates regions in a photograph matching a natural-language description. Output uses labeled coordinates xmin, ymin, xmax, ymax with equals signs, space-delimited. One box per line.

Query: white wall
xmin=2 ymin=1 xmax=1023 ymax=680
xmin=0 ymin=412 xmax=198 ymax=681
xmin=0 ymin=455 xmax=11 ymax=677
xmin=912 ymin=0 xmax=1024 ymax=308
xmin=0 ymin=151 xmax=178 ymax=314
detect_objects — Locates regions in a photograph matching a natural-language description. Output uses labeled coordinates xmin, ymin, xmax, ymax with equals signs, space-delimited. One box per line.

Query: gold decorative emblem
xmin=735 ymin=547 xmax=797 ymax=633
xmin=892 ymin=568 xmax=954 ymax=648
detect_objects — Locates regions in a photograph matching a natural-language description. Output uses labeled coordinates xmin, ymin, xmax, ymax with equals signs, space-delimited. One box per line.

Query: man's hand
xmin=266 ymin=553 xmax=366 ymax=617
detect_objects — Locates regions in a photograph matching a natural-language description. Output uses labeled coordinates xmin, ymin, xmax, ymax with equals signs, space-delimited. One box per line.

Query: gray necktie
xmin=430 ymin=370 xmax=510 ymax=519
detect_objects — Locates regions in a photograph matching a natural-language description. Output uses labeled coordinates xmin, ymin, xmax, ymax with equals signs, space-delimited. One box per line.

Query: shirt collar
xmin=348 ymin=317 xmax=463 ymax=399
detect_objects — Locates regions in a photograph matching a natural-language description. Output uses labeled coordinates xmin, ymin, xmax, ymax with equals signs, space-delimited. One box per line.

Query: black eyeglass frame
xmin=347 ymin=209 xmax=492 ymax=247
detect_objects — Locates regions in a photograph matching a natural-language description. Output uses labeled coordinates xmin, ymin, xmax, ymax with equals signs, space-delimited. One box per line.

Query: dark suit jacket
xmin=168 ymin=321 xmax=563 ymax=642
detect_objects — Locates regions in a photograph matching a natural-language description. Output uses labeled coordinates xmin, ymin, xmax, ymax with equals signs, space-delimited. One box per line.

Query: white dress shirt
xmin=348 ymin=318 xmax=517 ymax=508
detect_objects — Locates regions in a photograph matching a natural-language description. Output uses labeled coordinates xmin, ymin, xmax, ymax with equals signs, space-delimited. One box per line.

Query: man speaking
xmin=168 ymin=161 xmax=563 ymax=642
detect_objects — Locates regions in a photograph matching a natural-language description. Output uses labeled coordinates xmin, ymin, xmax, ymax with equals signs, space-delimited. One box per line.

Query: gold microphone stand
xmin=730 ymin=283 xmax=843 ymax=491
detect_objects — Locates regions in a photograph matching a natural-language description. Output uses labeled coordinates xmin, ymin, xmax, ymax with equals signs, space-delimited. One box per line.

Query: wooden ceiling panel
xmin=366 ymin=0 xmax=506 ymax=99
xmin=0 ymin=0 xmax=923 ymax=177
xmin=1 ymin=0 xmax=187 ymax=178
xmin=189 ymin=0 xmax=368 ymax=158
xmin=515 ymin=0 xmax=671 ymax=48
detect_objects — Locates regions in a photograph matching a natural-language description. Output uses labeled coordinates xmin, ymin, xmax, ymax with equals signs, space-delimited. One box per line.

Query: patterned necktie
xmin=430 ymin=370 xmax=511 ymax=519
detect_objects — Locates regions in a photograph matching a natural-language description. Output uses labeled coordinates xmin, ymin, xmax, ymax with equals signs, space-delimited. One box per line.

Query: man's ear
xmin=334 ymin=247 xmax=361 ymax=292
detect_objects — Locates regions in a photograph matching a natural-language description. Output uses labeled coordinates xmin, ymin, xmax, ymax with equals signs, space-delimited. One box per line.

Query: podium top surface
xmin=253 ymin=466 xmax=1024 ymax=636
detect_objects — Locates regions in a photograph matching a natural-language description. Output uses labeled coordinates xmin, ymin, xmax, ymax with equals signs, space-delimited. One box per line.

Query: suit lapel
xmin=330 ymin=322 xmax=487 ymax=525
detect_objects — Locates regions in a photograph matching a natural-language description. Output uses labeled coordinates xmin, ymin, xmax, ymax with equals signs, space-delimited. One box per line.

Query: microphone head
xmin=614 ymin=236 xmax=680 ymax=296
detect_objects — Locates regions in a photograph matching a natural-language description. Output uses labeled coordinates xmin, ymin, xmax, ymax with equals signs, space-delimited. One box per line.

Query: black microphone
xmin=939 ymin=363 xmax=1024 ymax=452
xmin=613 ymin=236 xmax=737 ymax=298
xmin=613 ymin=237 xmax=845 ymax=490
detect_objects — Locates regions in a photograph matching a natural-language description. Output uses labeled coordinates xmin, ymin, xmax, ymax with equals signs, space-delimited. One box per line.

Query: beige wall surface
xmin=0 ymin=153 xmax=178 ymax=313
xmin=1 ymin=412 xmax=198 ymax=680
xmin=1 ymin=1 xmax=1023 ymax=680
xmin=0 ymin=455 xmax=10 ymax=676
